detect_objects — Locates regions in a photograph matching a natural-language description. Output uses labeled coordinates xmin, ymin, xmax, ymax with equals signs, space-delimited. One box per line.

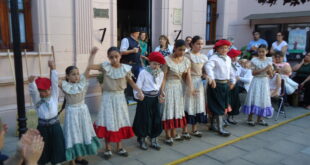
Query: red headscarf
xmin=148 ymin=52 xmax=166 ymax=64
xmin=227 ymin=49 xmax=241 ymax=58
xmin=35 ymin=77 xmax=51 ymax=90
xmin=213 ymin=40 xmax=231 ymax=49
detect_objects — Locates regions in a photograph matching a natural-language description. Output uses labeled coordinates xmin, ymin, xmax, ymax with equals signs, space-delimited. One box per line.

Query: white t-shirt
xmin=272 ymin=41 xmax=288 ymax=52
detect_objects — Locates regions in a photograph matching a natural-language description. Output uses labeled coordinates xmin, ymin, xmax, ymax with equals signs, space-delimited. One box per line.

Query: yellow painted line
xmin=128 ymin=102 xmax=137 ymax=106
xmin=166 ymin=111 xmax=310 ymax=165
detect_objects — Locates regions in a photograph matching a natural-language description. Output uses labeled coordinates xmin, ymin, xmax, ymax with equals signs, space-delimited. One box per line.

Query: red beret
xmin=148 ymin=52 xmax=166 ymax=64
xmin=227 ymin=49 xmax=241 ymax=58
xmin=35 ymin=77 xmax=51 ymax=90
xmin=213 ymin=40 xmax=231 ymax=49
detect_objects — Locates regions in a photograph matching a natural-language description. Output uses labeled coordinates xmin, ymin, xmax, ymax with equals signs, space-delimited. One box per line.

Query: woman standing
xmin=139 ymin=32 xmax=149 ymax=66
xmin=154 ymin=35 xmax=173 ymax=57
xmin=270 ymin=32 xmax=288 ymax=61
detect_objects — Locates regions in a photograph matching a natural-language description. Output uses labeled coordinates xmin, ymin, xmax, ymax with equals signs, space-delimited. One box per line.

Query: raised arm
xmin=84 ymin=47 xmax=99 ymax=78
xmin=28 ymin=76 xmax=40 ymax=105
xmin=48 ymin=60 xmax=58 ymax=99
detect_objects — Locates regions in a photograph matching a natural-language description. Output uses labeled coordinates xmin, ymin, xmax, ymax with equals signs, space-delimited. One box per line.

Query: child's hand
xmin=90 ymin=47 xmax=99 ymax=56
xmin=210 ymin=79 xmax=216 ymax=88
xmin=229 ymin=83 xmax=235 ymax=90
xmin=48 ymin=60 xmax=56 ymax=70
xmin=28 ymin=76 xmax=36 ymax=83
xmin=137 ymin=91 xmax=144 ymax=101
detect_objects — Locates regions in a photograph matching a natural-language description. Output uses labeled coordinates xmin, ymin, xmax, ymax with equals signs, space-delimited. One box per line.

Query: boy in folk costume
xmin=133 ymin=52 xmax=166 ymax=150
xmin=227 ymin=49 xmax=242 ymax=125
xmin=205 ymin=40 xmax=236 ymax=137
xmin=28 ymin=60 xmax=66 ymax=165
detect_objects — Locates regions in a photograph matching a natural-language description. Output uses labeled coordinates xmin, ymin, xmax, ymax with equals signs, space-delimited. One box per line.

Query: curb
xmin=166 ymin=111 xmax=310 ymax=165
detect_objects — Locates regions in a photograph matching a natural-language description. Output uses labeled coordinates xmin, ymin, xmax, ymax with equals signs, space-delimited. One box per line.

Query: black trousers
xmin=37 ymin=122 xmax=66 ymax=165
xmin=133 ymin=96 xmax=163 ymax=138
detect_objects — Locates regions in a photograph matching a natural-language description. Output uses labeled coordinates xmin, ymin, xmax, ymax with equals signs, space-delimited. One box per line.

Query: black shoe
xmin=164 ymin=138 xmax=174 ymax=146
xmin=150 ymin=138 xmax=161 ymax=150
xmin=117 ymin=148 xmax=129 ymax=157
xmin=138 ymin=137 xmax=148 ymax=150
xmin=101 ymin=150 xmax=112 ymax=160
xmin=75 ymin=159 xmax=88 ymax=165
xmin=227 ymin=117 xmax=238 ymax=125
xmin=223 ymin=119 xmax=230 ymax=127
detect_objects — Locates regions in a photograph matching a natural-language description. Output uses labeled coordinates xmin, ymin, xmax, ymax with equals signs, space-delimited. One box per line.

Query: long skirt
xmin=242 ymin=76 xmax=274 ymax=117
xmin=207 ymin=82 xmax=230 ymax=116
xmin=64 ymin=103 xmax=101 ymax=161
xmin=133 ymin=96 xmax=162 ymax=138
xmin=162 ymin=79 xmax=187 ymax=130
xmin=37 ymin=122 xmax=66 ymax=164
xmin=94 ymin=91 xmax=134 ymax=143
xmin=228 ymin=85 xmax=241 ymax=116
xmin=185 ymin=77 xmax=208 ymax=124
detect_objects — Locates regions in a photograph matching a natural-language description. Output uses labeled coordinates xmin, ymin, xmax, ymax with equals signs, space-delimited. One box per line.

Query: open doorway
xmin=117 ymin=0 xmax=152 ymax=47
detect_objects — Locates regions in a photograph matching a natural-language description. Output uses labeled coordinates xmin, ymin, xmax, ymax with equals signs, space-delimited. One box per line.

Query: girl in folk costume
xmin=242 ymin=45 xmax=274 ymax=126
xmin=160 ymin=39 xmax=195 ymax=145
xmin=61 ymin=47 xmax=101 ymax=165
xmin=227 ymin=49 xmax=242 ymax=125
xmin=133 ymin=52 xmax=166 ymax=150
xmin=90 ymin=47 xmax=144 ymax=160
xmin=205 ymin=40 xmax=236 ymax=137
xmin=184 ymin=36 xmax=208 ymax=137
xmin=28 ymin=60 xmax=66 ymax=165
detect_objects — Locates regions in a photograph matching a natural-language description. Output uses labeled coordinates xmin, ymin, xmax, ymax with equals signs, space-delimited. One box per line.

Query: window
xmin=0 ymin=0 xmax=33 ymax=51
xmin=206 ymin=0 xmax=217 ymax=45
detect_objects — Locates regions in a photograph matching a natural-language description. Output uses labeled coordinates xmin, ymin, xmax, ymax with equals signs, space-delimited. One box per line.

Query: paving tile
xmin=206 ymin=146 xmax=247 ymax=163
xmin=224 ymin=158 xmax=256 ymax=165
xmin=232 ymin=137 xmax=269 ymax=151
xmin=181 ymin=155 xmax=223 ymax=165
xmin=242 ymin=148 xmax=285 ymax=165
xmin=281 ymin=153 xmax=310 ymax=165
xmin=266 ymin=139 xmax=304 ymax=155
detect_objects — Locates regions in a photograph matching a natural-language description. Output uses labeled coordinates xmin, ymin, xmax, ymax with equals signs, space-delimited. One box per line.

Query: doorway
xmin=117 ymin=0 xmax=152 ymax=47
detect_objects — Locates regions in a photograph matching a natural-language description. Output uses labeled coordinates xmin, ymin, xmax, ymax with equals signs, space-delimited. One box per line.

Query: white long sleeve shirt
xmin=205 ymin=54 xmax=236 ymax=84
xmin=133 ymin=69 xmax=164 ymax=99
xmin=239 ymin=68 xmax=253 ymax=92
xmin=28 ymin=70 xmax=59 ymax=120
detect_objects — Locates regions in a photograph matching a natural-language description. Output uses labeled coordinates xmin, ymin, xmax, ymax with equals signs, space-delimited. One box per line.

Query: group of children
xmin=29 ymin=36 xmax=279 ymax=165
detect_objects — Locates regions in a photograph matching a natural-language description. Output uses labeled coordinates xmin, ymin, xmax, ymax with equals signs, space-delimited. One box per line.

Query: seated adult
xmin=292 ymin=52 xmax=310 ymax=109
xmin=154 ymin=35 xmax=173 ymax=57
xmin=0 ymin=118 xmax=44 ymax=165
xmin=246 ymin=31 xmax=268 ymax=57
xmin=270 ymin=32 xmax=288 ymax=62
xmin=273 ymin=51 xmax=291 ymax=75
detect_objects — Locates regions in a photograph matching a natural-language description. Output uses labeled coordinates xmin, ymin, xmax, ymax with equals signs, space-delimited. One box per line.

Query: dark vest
xmin=120 ymin=37 xmax=140 ymax=64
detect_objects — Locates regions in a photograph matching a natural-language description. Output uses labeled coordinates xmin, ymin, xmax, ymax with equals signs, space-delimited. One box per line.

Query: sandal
xmin=102 ymin=150 xmax=112 ymax=160
xmin=191 ymin=131 xmax=202 ymax=137
xmin=182 ymin=132 xmax=191 ymax=140
xmin=75 ymin=159 xmax=88 ymax=165
xmin=117 ymin=148 xmax=129 ymax=157
xmin=257 ymin=120 xmax=269 ymax=126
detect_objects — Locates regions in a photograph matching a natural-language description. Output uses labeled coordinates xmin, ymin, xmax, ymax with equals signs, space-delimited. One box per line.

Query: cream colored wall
xmin=0 ymin=0 xmax=117 ymax=128
xmin=216 ymin=0 xmax=310 ymax=49
xmin=152 ymin=0 xmax=207 ymax=49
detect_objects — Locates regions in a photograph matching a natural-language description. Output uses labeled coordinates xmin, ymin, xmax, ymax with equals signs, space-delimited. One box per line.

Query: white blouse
xmin=29 ymin=70 xmax=59 ymax=120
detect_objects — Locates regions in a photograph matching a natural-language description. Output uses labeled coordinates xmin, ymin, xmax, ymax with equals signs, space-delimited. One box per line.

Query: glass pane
xmin=8 ymin=13 xmax=26 ymax=43
xmin=7 ymin=0 xmax=24 ymax=9
xmin=207 ymin=4 xmax=211 ymax=22
xmin=18 ymin=0 xmax=24 ymax=9
xmin=206 ymin=24 xmax=210 ymax=41
xmin=19 ymin=13 xmax=26 ymax=43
